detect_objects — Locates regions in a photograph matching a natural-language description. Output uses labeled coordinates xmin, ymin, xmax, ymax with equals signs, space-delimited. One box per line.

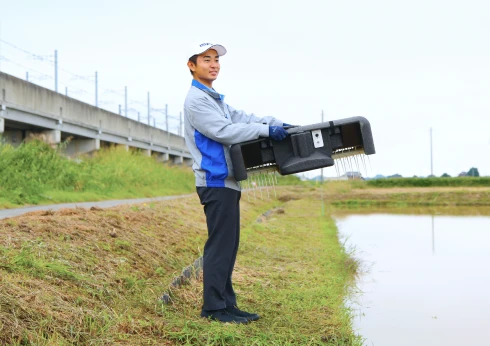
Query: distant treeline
xmin=366 ymin=177 xmax=490 ymax=188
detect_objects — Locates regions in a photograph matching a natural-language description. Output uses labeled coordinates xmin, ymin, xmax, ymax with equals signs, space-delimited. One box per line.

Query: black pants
xmin=197 ymin=187 xmax=241 ymax=311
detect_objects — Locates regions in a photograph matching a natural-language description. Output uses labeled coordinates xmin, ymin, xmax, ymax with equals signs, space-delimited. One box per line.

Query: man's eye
xmin=204 ymin=59 xmax=210 ymax=63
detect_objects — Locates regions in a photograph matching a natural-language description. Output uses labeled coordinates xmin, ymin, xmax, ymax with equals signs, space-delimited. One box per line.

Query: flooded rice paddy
xmin=335 ymin=209 xmax=490 ymax=346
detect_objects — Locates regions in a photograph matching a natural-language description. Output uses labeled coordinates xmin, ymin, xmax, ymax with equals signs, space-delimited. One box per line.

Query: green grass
xmin=148 ymin=196 xmax=362 ymax=345
xmin=4 ymin=136 xmax=489 ymax=345
xmin=0 ymin=189 xmax=362 ymax=345
xmin=1 ymin=244 xmax=81 ymax=281
xmin=275 ymin=173 xmax=306 ymax=186
xmin=0 ymin=139 xmax=313 ymax=209
xmin=0 ymin=139 xmax=195 ymax=207
xmin=366 ymin=177 xmax=490 ymax=188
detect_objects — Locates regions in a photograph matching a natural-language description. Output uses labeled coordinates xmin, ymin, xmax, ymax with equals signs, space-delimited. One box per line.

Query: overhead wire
xmin=0 ymin=39 xmax=184 ymax=135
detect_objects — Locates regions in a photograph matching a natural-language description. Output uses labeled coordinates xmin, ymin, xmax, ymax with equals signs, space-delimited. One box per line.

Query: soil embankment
xmin=0 ymin=186 xmax=361 ymax=345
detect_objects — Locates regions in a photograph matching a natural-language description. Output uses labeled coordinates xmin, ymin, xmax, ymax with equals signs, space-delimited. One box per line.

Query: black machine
xmin=230 ymin=116 xmax=375 ymax=181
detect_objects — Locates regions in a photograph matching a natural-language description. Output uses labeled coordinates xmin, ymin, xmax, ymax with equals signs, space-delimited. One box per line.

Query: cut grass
xmin=4 ymin=139 xmax=488 ymax=344
xmin=0 ymin=187 xmax=362 ymax=345
xmin=164 ymin=196 xmax=362 ymax=345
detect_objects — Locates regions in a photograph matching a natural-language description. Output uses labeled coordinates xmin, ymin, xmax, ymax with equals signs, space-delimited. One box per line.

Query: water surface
xmin=336 ymin=212 xmax=490 ymax=346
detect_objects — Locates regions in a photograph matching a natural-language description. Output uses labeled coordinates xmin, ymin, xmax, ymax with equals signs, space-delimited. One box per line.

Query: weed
xmin=0 ymin=141 xmax=196 ymax=206
xmin=0 ymin=188 xmax=362 ymax=345
xmin=366 ymin=176 xmax=490 ymax=188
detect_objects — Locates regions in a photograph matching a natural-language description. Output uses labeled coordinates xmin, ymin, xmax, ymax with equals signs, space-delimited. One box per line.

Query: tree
xmin=467 ymin=167 xmax=480 ymax=177
xmin=441 ymin=173 xmax=451 ymax=178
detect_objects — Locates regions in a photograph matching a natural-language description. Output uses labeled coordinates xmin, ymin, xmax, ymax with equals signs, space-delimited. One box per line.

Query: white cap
xmin=188 ymin=42 xmax=227 ymax=60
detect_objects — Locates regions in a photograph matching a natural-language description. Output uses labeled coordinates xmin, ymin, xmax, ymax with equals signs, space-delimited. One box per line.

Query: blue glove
xmin=269 ymin=126 xmax=288 ymax=141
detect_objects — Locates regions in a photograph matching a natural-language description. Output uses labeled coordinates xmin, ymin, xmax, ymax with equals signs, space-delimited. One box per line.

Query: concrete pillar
xmin=1 ymin=130 xmax=23 ymax=147
xmin=0 ymin=117 xmax=4 ymax=134
xmin=26 ymin=130 xmax=61 ymax=145
xmin=64 ymin=138 xmax=100 ymax=156
xmin=43 ymin=130 xmax=61 ymax=145
xmin=173 ymin=156 xmax=183 ymax=165
xmin=155 ymin=152 xmax=170 ymax=162
xmin=116 ymin=144 xmax=129 ymax=151
xmin=144 ymin=148 xmax=151 ymax=157
xmin=184 ymin=158 xmax=193 ymax=166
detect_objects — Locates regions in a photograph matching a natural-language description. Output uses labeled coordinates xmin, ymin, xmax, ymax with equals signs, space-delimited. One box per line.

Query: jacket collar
xmin=192 ymin=79 xmax=225 ymax=101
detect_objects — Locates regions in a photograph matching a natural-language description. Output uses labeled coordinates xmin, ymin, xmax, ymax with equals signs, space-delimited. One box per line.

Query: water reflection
xmin=432 ymin=215 xmax=435 ymax=255
xmin=336 ymin=211 xmax=490 ymax=346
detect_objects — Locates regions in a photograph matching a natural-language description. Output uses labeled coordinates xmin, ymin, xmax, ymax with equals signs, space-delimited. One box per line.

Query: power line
xmin=0 ymin=39 xmax=184 ymax=135
xmin=0 ymin=39 xmax=54 ymax=63
xmin=0 ymin=39 xmax=95 ymax=83
xmin=0 ymin=54 xmax=53 ymax=81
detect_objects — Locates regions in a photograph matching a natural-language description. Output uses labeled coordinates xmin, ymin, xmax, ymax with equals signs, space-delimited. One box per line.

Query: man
xmin=183 ymin=42 xmax=290 ymax=324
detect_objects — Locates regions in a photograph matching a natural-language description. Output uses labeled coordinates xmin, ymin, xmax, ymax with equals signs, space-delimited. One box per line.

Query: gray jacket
xmin=184 ymin=79 xmax=283 ymax=191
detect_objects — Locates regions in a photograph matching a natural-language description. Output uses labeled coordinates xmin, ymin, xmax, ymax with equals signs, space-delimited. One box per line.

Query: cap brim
xmin=197 ymin=44 xmax=227 ymax=57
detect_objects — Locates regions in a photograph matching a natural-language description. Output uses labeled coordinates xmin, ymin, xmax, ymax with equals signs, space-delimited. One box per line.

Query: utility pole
xmin=321 ymin=109 xmax=326 ymax=216
xmin=119 ymin=104 xmax=121 ymax=115
xmin=54 ymin=50 xmax=58 ymax=92
xmin=26 ymin=72 xmax=29 ymax=81
xmin=65 ymin=87 xmax=68 ymax=96
xmin=138 ymin=112 xmax=140 ymax=122
xmin=124 ymin=86 xmax=128 ymax=117
xmin=430 ymin=127 xmax=433 ymax=176
xmin=147 ymin=92 xmax=150 ymax=126
xmin=95 ymin=71 xmax=98 ymax=107
xmin=321 ymin=110 xmax=324 ymax=184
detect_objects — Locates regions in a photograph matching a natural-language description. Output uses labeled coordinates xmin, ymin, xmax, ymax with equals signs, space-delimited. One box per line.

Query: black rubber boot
xmin=201 ymin=309 xmax=249 ymax=324
xmin=226 ymin=306 xmax=260 ymax=321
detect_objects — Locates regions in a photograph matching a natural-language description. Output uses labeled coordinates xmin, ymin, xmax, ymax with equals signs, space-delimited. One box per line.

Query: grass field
xmin=0 ymin=139 xmax=196 ymax=208
xmin=317 ymin=180 xmax=490 ymax=208
xmin=0 ymin=187 xmax=362 ymax=345
xmin=0 ymin=139 xmax=309 ymax=209
xmin=2 ymin=140 xmax=489 ymax=345
xmin=365 ymin=177 xmax=490 ymax=188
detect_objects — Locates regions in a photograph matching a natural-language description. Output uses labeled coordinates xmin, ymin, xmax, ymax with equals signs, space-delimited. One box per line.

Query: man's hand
xmin=269 ymin=126 xmax=288 ymax=141
xmin=283 ymin=123 xmax=299 ymax=129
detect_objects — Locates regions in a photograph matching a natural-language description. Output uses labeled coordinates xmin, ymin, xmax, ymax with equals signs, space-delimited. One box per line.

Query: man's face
xmin=188 ymin=49 xmax=220 ymax=87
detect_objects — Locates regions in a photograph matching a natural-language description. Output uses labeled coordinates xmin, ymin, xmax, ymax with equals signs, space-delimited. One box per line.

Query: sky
xmin=1 ymin=0 xmax=489 ymax=178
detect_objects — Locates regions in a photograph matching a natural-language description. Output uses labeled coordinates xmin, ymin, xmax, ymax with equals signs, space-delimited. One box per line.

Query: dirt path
xmin=0 ymin=194 xmax=192 ymax=220
xmin=2 ymin=186 xmax=489 ymax=220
